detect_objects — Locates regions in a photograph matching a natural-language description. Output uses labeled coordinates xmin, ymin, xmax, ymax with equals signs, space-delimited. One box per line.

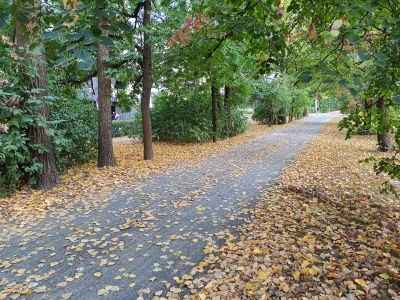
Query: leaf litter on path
xmin=184 ymin=119 xmax=400 ymax=299
xmin=0 ymin=122 xmax=296 ymax=226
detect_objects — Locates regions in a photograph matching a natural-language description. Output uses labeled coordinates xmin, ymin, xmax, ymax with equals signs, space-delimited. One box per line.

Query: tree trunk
xmin=97 ymin=14 xmax=117 ymax=167
xmin=224 ymin=85 xmax=236 ymax=137
xmin=141 ymin=0 xmax=154 ymax=160
xmin=303 ymin=107 xmax=308 ymax=117
xmin=15 ymin=0 xmax=59 ymax=189
xmin=211 ymin=84 xmax=218 ymax=142
xmin=376 ymin=96 xmax=392 ymax=152
xmin=278 ymin=108 xmax=287 ymax=124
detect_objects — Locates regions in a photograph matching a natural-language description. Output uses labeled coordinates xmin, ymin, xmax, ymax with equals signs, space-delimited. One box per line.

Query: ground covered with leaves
xmin=185 ymin=119 xmax=400 ymax=299
xmin=0 ymin=122 xmax=294 ymax=225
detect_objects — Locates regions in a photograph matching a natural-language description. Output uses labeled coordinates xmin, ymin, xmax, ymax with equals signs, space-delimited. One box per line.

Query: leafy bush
xmin=50 ymin=98 xmax=98 ymax=173
xmin=252 ymin=95 xmax=277 ymax=125
xmin=112 ymin=120 xmax=137 ymax=137
xmin=0 ymin=91 xmax=44 ymax=196
xmin=231 ymin=109 xmax=248 ymax=134
xmin=151 ymin=91 xmax=212 ymax=143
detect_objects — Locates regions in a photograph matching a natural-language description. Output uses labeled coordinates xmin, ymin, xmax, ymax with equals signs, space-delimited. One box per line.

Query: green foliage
xmin=252 ymin=75 xmax=311 ymax=125
xmin=151 ymin=90 xmax=212 ymax=143
xmin=0 ymin=91 xmax=44 ymax=197
xmin=112 ymin=120 xmax=138 ymax=138
xmin=231 ymin=109 xmax=248 ymax=135
xmin=50 ymin=97 xmax=98 ymax=173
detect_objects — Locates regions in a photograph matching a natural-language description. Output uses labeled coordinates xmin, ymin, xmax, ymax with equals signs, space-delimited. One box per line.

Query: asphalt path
xmin=0 ymin=113 xmax=335 ymax=300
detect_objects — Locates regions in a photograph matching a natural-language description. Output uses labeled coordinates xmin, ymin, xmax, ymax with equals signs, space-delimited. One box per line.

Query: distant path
xmin=0 ymin=114 xmax=336 ymax=299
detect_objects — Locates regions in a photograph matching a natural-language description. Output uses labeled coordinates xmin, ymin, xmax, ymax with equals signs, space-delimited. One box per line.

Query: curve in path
xmin=0 ymin=114 xmax=335 ymax=299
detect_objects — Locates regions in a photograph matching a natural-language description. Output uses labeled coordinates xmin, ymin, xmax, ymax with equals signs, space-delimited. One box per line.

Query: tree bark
xmin=224 ymin=85 xmax=236 ymax=137
xmin=278 ymin=108 xmax=287 ymax=124
xmin=211 ymin=84 xmax=218 ymax=142
xmin=376 ymin=96 xmax=392 ymax=152
xmin=15 ymin=0 xmax=59 ymax=189
xmin=97 ymin=13 xmax=117 ymax=167
xmin=303 ymin=107 xmax=308 ymax=117
xmin=141 ymin=0 xmax=154 ymax=160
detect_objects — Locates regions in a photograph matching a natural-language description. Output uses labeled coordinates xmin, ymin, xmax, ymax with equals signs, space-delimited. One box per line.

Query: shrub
xmin=50 ymin=97 xmax=98 ymax=173
xmin=151 ymin=91 xmax=212 ymax=143
xmin=231 ymin=109 xmax=248 ymax=134
xmin=0 ymin=92 xmax=44 ymax=196
xmin=112 ymin=120 xmax=136 ymax=137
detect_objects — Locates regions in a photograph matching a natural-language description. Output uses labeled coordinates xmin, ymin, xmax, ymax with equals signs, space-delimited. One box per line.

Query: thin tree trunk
xmin=211 ymin=84 xmax=218 ymax=142
xmin=97 ymin=14 xmax=117 ymax=167
xmin=278 ymin=108 xmax=287 ymax=124
xmin=224 ymin=85 xmax=236 ymax=137
xmin=15 ymin=0 xmax=59 ymax=189
xmin=303 ymin=107 xmax=308 ymax=117
xmin=376 ymin=96 xmax=392 ymax=152
xmin=141 ymin=0 xmax=154 ymax=160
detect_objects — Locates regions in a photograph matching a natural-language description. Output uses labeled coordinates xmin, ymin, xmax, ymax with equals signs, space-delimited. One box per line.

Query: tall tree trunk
xmin=278 ymin=108 xmax=287 ymax=124
xmin=224 ymin=85 xmax=236 ymax=137
xmin=376 ymin=96 xmax=392 ymax=152
xmin=303 ymin=107 xmax=308 ymax=117
xmin=141 ymin=0 xmax=154 ymax=160
xmin=315 ymin=93 xmax=319 ymax=113
xmin=15 ymin=0 xmax=59 ymax=189
xmin=211 ymin=84 xmax=218 ymax=143
xmin=97 ymin=14 xmax=117 ymax=167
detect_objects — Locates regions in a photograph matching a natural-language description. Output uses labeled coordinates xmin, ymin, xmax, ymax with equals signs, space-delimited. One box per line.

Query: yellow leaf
xmin=203 ymin=247 xmax=211 ymax=254
xmin=254 ymin=247 xmax=262 ymax=254
xmin=258 ymin=270 xmax=269 ymax=280
xmin=292 ymin=271 xmax=300 ymax=280
xmin=227 ymin=242 xmax=235 ymax=249
xmin=379 ymin=273 xmax=389 ymax=280
xmin=301 ymin=260 xmax=310 ymax=268
xmin=94 ymin=272 xmax=102 ymax=278
xmin=199 ymin=262 xmax=208 ymax=267
xmin=355 ymin=278 xmax=366 ymax=287
xmin=308 ymin=267 xmax=319 ymax=276
xmin=245 ymin=283 xmax=255 ymax=290
xmin=61 ymin=293 xmax=72 ymax=300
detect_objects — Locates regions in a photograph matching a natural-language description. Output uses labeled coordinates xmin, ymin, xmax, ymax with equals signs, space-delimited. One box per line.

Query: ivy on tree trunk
xmin=14 ymin=0 xmax=59 ymax=190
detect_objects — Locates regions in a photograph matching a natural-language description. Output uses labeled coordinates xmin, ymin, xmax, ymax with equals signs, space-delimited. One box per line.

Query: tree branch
xmin=59 ymin=58 xmax=132 ymax=84
xmin=122 ymin=1 xmax=144 ymax=19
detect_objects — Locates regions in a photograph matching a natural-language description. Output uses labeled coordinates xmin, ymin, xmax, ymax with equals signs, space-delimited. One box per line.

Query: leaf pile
xmin=185 ymin=119 xmax=400 ymax=299
xmin=0 ymin=122 xmax=296 ymax=226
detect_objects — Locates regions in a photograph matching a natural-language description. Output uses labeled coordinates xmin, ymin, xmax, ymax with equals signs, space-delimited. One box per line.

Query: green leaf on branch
xmin=115 ymin=22 xmax=133 ymax=33
xmin=76 ymin=59 xmax=95 ymax=71
xmin=98 ymin=37 xmax=114 ymax=50
xmin=74 ymin=49 xmax=92 ymax=62
xmin=392 ymin=92 xmax=400 ymax=105
xmin=357 ymin=50 xmax=370 ymax=61
xmin=320 ymin=31 xmax=335 ymax=42
xmin=299 ymin=72 xmax=312 ymax=83
xmin=348 ymin=88 xmax=357 ymax=96
xmin=347 ymin=34 xmax=360 ymax=43
xmin=56 ymin=56 xmax=74 ymax=66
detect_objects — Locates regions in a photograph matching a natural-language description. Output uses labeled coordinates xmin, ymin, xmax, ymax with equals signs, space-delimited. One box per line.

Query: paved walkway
xmin=0 ymin=114 xmax=335 ymax=299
